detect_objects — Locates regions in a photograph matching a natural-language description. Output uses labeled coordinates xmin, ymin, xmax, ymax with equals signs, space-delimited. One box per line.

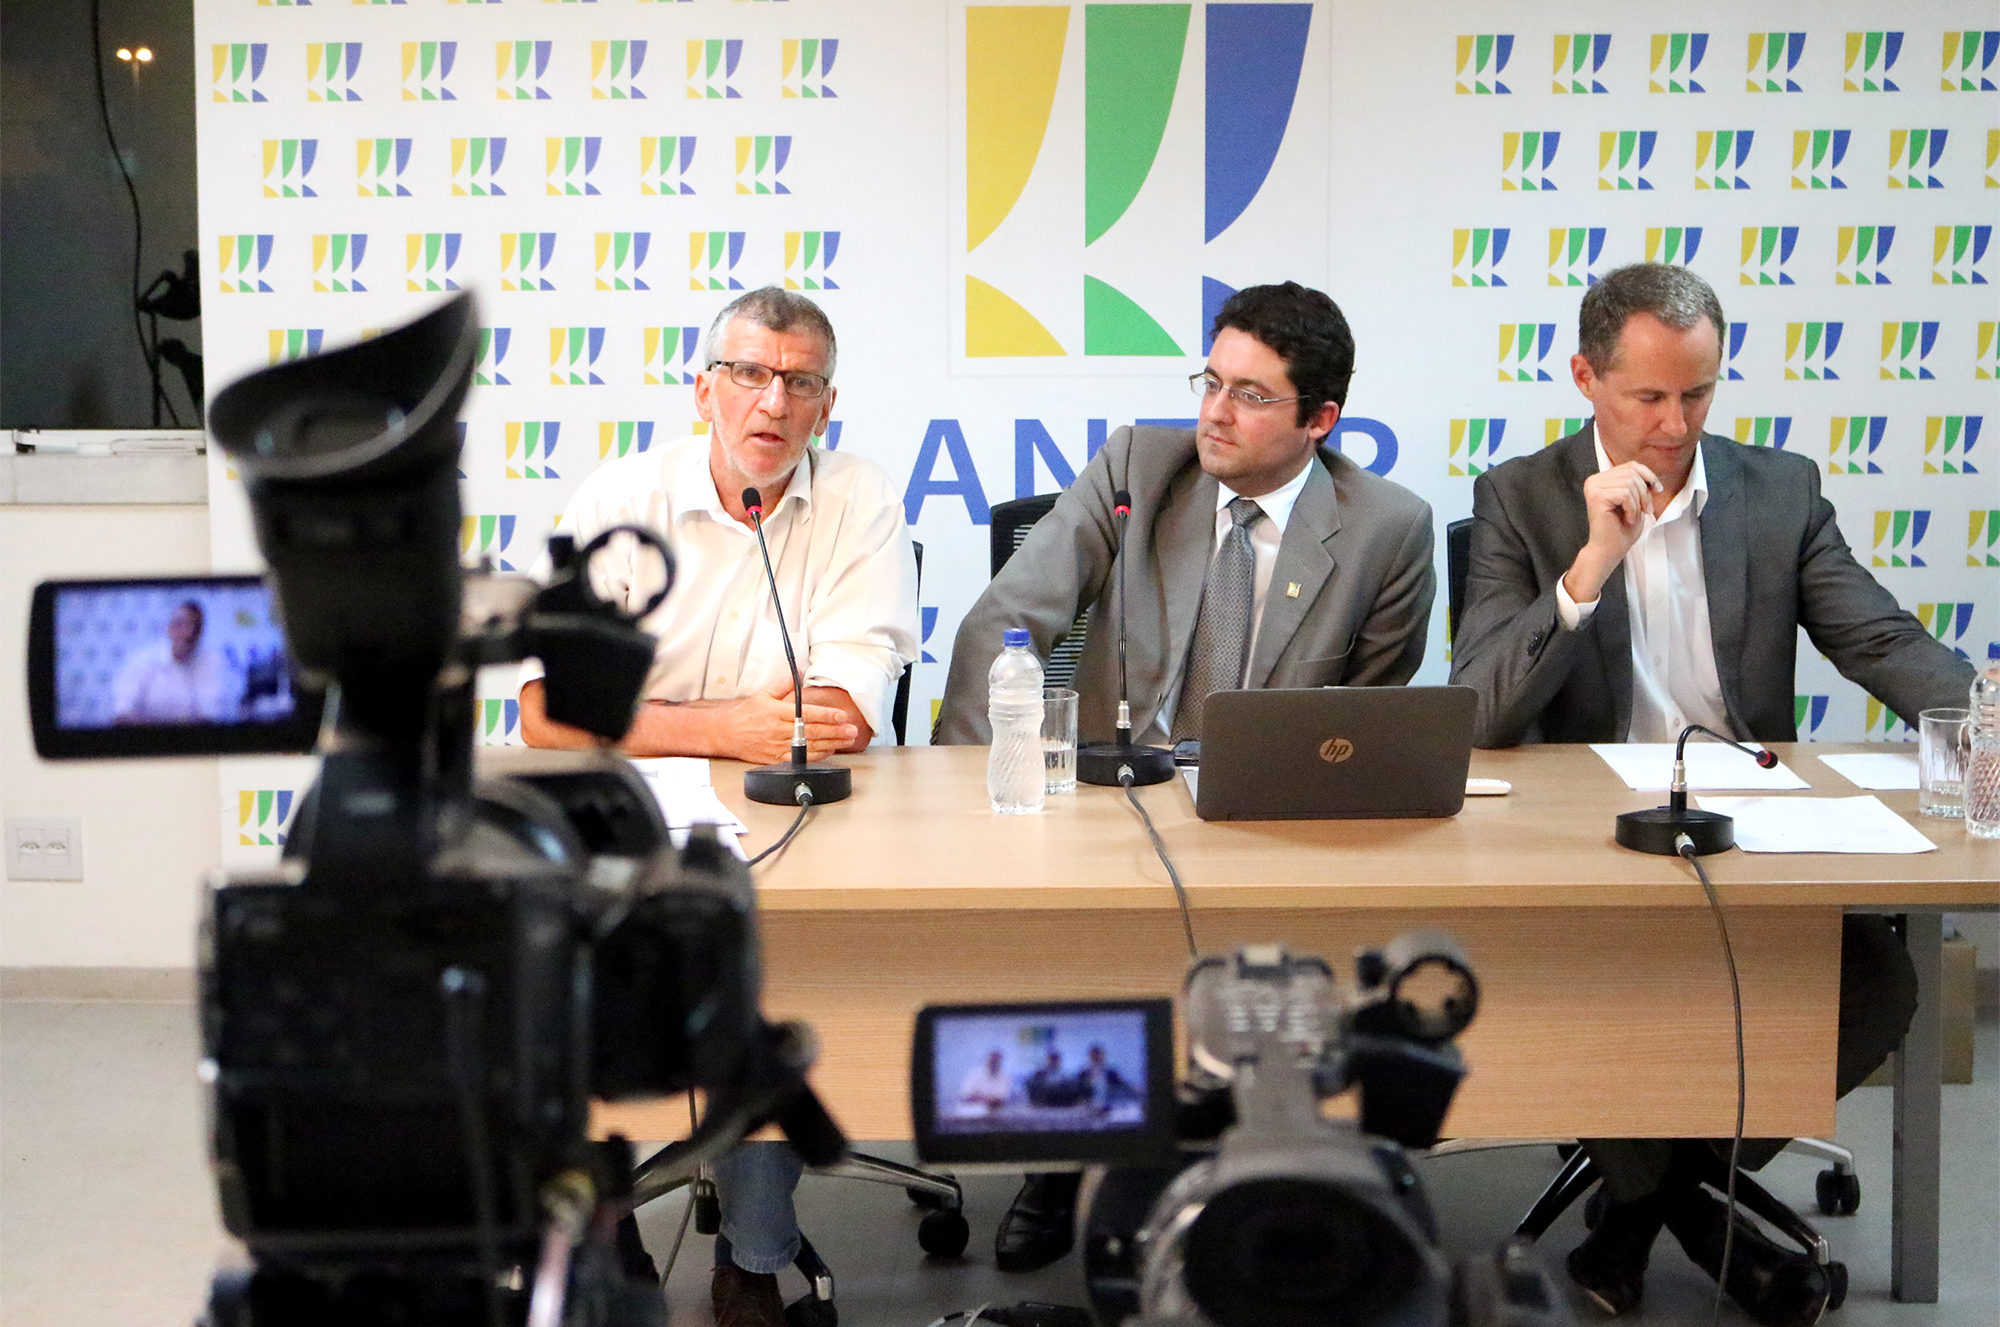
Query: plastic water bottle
xmin=987 ymin=628 xmax=1045 ymax=815
xmin=1967 ymin=643 xmax=2000 ymax=838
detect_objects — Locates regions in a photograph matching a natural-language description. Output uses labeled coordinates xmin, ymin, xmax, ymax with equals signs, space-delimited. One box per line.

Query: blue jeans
xmin=710 ymin=1141 xmax=805 ymax=1274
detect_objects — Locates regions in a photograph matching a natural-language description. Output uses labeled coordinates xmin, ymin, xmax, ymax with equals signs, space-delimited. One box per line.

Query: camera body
xmin=914 ymin=941 xmax=1572 ymax=1327
xmin=28 ymin=294 xmax=841 ymax=1327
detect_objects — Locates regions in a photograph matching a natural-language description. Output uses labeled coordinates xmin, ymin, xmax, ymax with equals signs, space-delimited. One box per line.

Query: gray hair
xmin=701 ymin=286 xmax=838 ymax=379
xmin=1578 ymin=263 xmax=1726 ymax=373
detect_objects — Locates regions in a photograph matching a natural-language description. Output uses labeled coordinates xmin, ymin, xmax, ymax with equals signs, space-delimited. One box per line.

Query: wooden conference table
xmin=590 ymin=742 xmax=1997 ymax=1301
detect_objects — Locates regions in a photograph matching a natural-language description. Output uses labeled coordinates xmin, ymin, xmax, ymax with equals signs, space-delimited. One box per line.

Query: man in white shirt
xmin=1451 ymin=264 xmax=1970 ymax=1327
xmin=112 ymin=600 xmax=233 ymax=723
xmin=521 ymin=288 xmax=917 ymax=1327
xmin=957 ymin=1050 xmax=1011 ymax=1116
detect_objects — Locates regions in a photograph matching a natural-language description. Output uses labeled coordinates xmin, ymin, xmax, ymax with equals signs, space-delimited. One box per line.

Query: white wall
xmin=1 ymin=505 xmax=218 ymax=968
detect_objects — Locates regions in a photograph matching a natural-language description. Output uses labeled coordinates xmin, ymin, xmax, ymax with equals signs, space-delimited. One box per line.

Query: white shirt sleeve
xmin=798 ymin=467 xmax=919 ymax=739
xmin=1555 ymin=574 xmax=1598 ymax=631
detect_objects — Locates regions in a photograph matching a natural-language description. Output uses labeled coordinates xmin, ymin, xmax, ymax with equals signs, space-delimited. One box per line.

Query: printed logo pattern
xmin=689 ymin=39 xmax=743 ymax=99
xmin=357 ymin=137 xmax=413 ymax=197
xmin=1502 ymin=132 xmax=1559 ymax=191
xmin=310 ymin=233 xmax=368 ymax=292
xmin=306 ymin=42 xmax=362 ymax=102
xmin=548 ymin=137 xmax=603 ymax=195
xmin=475 ymin=327 xmax=512 ymax=386
xmin=1548 ymin=227 xmax=1604 ymax=286
xmin=1795 ymin=695 xmax=1829 ymax=738
xmin=1734 ymin=416 xmax=1792 ymax=450
xmin=1828 ymin=416 xmax=1886 ymax=474
xmin=238 ymin=790 xmax=294 ymax=847
xmin=1499 ymin=323 xmax=1557 ymax=382
xmin=268 ymin=329 xmax=324 ymax=364
xmin=643 ymin=327 xmax=699 ymax=385
xmin=1695 ymin=130 xmax=1753 ymax=189
xmin=498 ymin=40 xmax=553 ymax=100
xmin=504 ymin=422 xmax=560 ymax=479
xmin=402 ymin=41 xmax=458 ymax=101
xmin=1836 ymin=226 xmax=1895 ymax=284
xmin=784 ymin=231 xmax=839 ymax=290
xmin=1871 ymin=509 xmax=1930 ymax=567
xmin=1644 ymin=226 xmax=1702 ymax=264
xmin=451 ymin=137 xmax=506 ymax=195
xmin=600 ymin=421 xmax=657 ymax=459
xmin=1448 ymin=418 xmax=1506 ymax=476
xmin=1724 ymin=322 xmax=1748 ymax=380
xmin=1599 ymin=131 xmax=1655 ymax=190
xmin=1784 ymin=321 xmax=1842 ymax=379
xmin=782 ymin=38 xmax=838 ymax=99
xmin=1793 ymin=130 xmax=1850 ymax=189
xmin=501 ymin=233 xmax=557 ymax=291
xmin=1916 ymin=603 xmax=1975 ymax=657
xmin=738 ymin=136 xmax=793 ymax=195
xmin=1865 ymin=698 xmax=1915 ymax=740
xmin=1889 ymin=129 xmax=1947 ymax=190
xmin=643 ymin=136 xmax=698 ymax=195
xmin=691 ymin=230 xmax=746 ymax=290
xmin=213 ymin=44 xmax=267 ymax=103
xmin=406 ymin=232 xmax=461 ymax=291
xmin=1981 ymin=322 xmax=1999 ymax=379
xmin=595 ymin=232 xmax=652 ymax=290
xmin=592 ymin=40 xmax=648 ymax=99
xmin=480 ymin=699 xmax=522 ymax=747
xmin=1844 ymin=32 xmax=1901 ymax=92
xmin=262 ymin=139 xmax=318 ymax=198
xmin=1451 ymin=228 xmax=1509 ymax=286
xmin=1880 ymin=321 xmax=1939 ymax=379
xmin=1649 ymin=33 xmax=1706 ymax=93
xmin=1942 ymin=32 xmax=1999 ymax=91
xmin=218 ymin=234 xmax=274 ymax=293
xmin=1741 ymin=226 xmax=1797 ymax=285
xmin=1748 ymin=32 xmax=1805 ymax=92
xmin=1545 ymin=417 xmax=1588 ymax=446
xmin=462 ymin=514 xmax=520 ymax=571
xmin=1457 ymin=35 xmax=1513 ymax=94
xmin=1923 ymin=416 xmax=1981 ymax=475
xmin=550 ymin=327 xmax=606 ymax=385
xmin=1932 ymin=225 xmax=1990 ymax=284
xmin=1553 ymin=34 xmax=1609 ymax=94
xmin=1971 ymin=511 xmax=2000 ymax=567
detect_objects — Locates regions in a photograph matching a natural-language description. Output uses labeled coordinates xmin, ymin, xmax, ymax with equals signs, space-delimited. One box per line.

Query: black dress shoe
xmin=1565 ymin=1186 xmax=1667 ymax=1316
xmin=996 ymin=1172 xmax=1081 ymax=1273
xmin=1666 ymin=1186 xmax=1830 ymax=1327
xmin=711 ymin=1264 xmax=786 ymax=1327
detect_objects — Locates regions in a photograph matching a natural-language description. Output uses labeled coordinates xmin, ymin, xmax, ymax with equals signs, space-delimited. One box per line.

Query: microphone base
xmin=1076 ymin=742 xmax=1177 ymax=787
xmin=744 ymin=762 xmax=852 ymax=806
xmin=1615 ymin=807 xmax=1735 ymax=856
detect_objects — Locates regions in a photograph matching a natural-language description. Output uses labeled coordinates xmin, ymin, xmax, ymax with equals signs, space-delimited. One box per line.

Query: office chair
xmin=891 ymin=541 xmax=922 ymax=746
xmin=989 ymin=494 xmax=1089 ymax=691
xmin=1445 ymin=516 xmax=1472 ymax=646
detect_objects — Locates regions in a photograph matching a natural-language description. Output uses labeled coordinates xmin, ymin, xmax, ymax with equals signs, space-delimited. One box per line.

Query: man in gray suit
xmin=935 ymin=282 xmax=1435 ymax=1273
xmin=1451 ymin=264 xmax=1971 ymax=1326
xmin=937 ymin=281 xmax=1435 ymax=750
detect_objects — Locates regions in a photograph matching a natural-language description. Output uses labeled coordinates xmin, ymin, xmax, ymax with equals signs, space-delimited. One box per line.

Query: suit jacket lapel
xmin=1560 ymin=424 xmax=1635 ymax=738
xmin=1697 ymin=435 xmax=1750 ymax=729
xmin=1248 ymin=454 xmax=1338 ymax=686
xmin=1145 ymin=462 xmax=1219 ymax=717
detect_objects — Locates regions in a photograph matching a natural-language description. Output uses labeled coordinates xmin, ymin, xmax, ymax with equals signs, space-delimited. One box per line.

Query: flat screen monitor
xmin=28 ymin=576 xmax=323 ymax=758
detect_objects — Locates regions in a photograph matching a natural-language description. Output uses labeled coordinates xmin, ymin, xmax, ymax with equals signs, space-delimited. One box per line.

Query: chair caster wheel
xmin=785 ymin=1295 xmax=838 ymax=1327
xmin=1815 ymin=1169 xmax=1860 ymax=1216
xmin=1825 ymin=1260 xmax=1848 ymax=1312
xmin=919 ymin=1208 xmax=971 ymax=1259
xmin=907 ymin=1184 xmax=950 ymax=1210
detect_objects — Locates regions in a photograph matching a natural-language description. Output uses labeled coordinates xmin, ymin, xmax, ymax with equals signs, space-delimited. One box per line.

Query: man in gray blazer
xmin=1451 ymin=264 xmax=1970 ymax=1327
xmin=934 ymin=281 xmax=1435 ymax=1275
xmin=937 ymin=282 xmax=1435 ymax=749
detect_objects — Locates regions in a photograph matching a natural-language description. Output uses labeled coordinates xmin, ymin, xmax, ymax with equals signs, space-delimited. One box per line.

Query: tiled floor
xmin=3 ymin=994 xmax=1993 ymax=1327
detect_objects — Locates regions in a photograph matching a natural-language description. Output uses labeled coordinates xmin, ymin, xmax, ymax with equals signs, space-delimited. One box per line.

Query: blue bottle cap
xmin=1990 ymin=642 xmax=2000 ymax=660
xmin=1003 ymin=627 xmax=1031 ymax=647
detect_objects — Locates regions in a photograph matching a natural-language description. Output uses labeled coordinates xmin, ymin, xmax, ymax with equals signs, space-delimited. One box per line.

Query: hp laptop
xmin=1193 ymin=686 xmax=1477 ymax=821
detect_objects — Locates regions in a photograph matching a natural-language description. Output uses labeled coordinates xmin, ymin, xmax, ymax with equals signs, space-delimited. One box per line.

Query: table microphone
xmin=1614 ymin=724 xmax=1778 ymax=855
xmin=739 ymin=487 xmax=852 ymax=807
xmin=1077 ymin=488 xmax=1175 ymax=787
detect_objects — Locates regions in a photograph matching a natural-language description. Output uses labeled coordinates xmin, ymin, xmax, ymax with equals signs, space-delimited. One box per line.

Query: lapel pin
xmin=1286 ymin=582 xmax=1301 ymax=598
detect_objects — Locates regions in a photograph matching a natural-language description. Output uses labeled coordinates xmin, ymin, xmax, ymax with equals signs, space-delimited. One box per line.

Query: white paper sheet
xmin=1591 ymin=743 xmax=1810 ymax=791
xmin=1816 ymin=752 xmax=1920 ymax=791
xmin=627 ymin=757 xmax=749 ymax=837
xmin=1694 ymin=796 xmax=1936 ymax=854
xmin=1181 ymin=768 xmax=1200 ymax=802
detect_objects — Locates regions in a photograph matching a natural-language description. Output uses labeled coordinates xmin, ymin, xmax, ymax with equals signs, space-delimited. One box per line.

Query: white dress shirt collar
xmin=1215 ymin=448 xmax=1314 ymax=536
xmin=672 ymin=436 xmax=815 ymax=529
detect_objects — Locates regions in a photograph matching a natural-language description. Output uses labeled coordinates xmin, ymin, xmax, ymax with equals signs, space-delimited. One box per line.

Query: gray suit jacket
xmin=936 ymin=425 xmax=1435 ymax=745
xmin=1449 ymin=423 xmax=1976 ymax=747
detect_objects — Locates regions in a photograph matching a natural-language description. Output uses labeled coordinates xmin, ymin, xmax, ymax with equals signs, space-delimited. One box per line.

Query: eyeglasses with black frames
xmin=708 ymin=360 xmax=831 ymax=400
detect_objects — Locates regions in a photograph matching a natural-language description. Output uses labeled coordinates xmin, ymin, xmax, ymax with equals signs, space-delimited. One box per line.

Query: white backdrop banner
xmin=195 ymin=0 xmax=1998 ymax=867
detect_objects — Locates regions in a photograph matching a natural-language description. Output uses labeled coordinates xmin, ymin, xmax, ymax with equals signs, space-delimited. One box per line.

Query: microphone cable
xmin=1119 ymin=768 xmax=1197 ymax=961
xmin=747 ymin=787 xmax=816 ymax=867
xmin=1675 ymin=833 xmax=1747 ymax=1327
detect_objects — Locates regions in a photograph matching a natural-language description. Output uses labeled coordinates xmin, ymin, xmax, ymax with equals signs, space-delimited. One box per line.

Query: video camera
xmin=911 ymin=938 xmax=1573 ymax=1327
xmin=26 ymin=294 xmax=844 ymax=1327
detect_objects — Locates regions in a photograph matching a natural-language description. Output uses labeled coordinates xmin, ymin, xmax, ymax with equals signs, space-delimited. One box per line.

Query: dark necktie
xmin=1170 ymin=496 xmax=1263 ymax=742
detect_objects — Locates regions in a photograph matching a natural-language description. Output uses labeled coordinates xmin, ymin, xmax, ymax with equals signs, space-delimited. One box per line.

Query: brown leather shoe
xmin=711 ymin=1263 xmax=785 ymax=1327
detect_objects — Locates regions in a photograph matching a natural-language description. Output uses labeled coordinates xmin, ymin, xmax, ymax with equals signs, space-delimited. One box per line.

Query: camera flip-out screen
xmin=912 ymin=998 xmax=1175 ymax=1166
xmin=28 ymin=576 xmax=323 ymax=759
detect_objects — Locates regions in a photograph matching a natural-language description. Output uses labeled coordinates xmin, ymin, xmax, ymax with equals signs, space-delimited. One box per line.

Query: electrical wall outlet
xmin=6 ymin=816 xmax=83 ymax=881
